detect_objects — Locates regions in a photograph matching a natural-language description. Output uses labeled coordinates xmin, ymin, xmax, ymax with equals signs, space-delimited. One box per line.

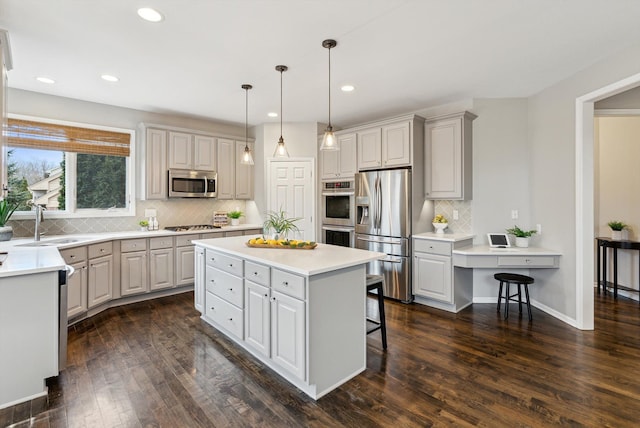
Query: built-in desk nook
xmin=412 ymin=233 xmax=561 ymax=313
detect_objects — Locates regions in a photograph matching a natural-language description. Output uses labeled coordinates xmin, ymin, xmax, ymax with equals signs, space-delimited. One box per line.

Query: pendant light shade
xmin=240 ymin=84 xmax=254 ymax=165
xmin=273 ymin=65 xmax=290 ymax=158
xmin=320 ymin=39 xmax=339 ymax=151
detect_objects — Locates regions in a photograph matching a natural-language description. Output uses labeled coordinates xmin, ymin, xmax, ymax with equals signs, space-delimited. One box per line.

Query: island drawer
xmin=121 ymin=238 xmax=147 ymax=253
xmin=176 ymin=234 xmax=199 ymax=247
xmin=206 ymin=266 xmax=244 ymax=308
xmin=205 ymin=292 xmax=243 ymax=340
xmin=413 ymin=239 xmax=451 ymax=256
xmin=245 ymin=261 xmax=270 ymax=286
xmin=497 ymin=256 xmax=557 ymax=268
xmin=88 ymin=241 xmax=113 ymax=259
xmin=206 ymin=249 xmax=243 ymax=276
xmin=60 ymin=246 xmax=87 ymax=264
xmin=272 ymin=269 xmax=305 ymax=300
xmin=149 ymin=236 xmax=173 ymax=249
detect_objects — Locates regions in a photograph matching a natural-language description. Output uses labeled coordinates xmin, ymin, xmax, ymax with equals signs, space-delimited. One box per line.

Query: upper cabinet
xmin=424 ymin=111 xmax=477 ymax=200
xmin=140 ymin=127 xmax=168 ymax=200
xmin=320 ymin=132 xmax=357 ymax=180
xmin=356 ymin=115 xmax=423 ymax=171
xmin=168 ymin=131 xmax=216 ymax=171
xmin=216 ymin=138 xmax=254 ymax=200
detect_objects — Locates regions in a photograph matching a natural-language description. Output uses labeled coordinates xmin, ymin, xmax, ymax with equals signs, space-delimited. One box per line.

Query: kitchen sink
xmin=17 ymin=238 xmax=86 ymax=247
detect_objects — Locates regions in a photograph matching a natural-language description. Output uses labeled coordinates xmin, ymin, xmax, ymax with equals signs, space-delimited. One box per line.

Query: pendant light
xmin=273 ymin=65 xmax=290 ymax=158
xmin=240 ymin=84 xmax=254 ymax=165
xmin=320 ymin=39 xmax=339 ymax=151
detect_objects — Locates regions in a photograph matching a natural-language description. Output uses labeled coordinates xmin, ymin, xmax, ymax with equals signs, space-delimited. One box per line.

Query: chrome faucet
xmin=34 ymin=204 xmax=46 ymax=241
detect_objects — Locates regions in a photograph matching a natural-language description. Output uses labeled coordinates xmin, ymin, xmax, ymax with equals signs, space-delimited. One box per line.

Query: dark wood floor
xmin=3 ymin=291 xmax=640 ymax=427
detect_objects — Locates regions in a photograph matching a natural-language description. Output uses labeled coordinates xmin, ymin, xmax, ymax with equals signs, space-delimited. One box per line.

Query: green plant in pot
xmin=263 ymin=209 xmax=300 ymax=240
xmin=0 ymin=199 xmax=19 ymax=241
xmin=608 ymin=220 xmax=627 ymax=240
xmin=227 ymin=210 xmax=243 ymax=226
xmin=138 ymin=219 xmax=149 ymax=231
xmin=505 ymin=225 xmax=537 ymax=248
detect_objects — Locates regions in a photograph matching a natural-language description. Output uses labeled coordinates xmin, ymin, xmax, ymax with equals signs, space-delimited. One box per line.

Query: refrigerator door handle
xmin=381 ymin=257 xmax=404 ymax=264
xmin=356 ymin=236 xmax=404 ymax=245
xmin=376 ymin=176 xmax=382 ymax=231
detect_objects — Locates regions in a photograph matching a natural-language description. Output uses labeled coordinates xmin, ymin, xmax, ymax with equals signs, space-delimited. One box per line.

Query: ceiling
xmin=2 ymin=0 xmax=640 ymax=129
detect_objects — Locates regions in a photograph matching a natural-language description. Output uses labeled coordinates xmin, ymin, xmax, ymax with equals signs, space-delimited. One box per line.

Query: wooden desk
xmin=595 ymin=237 xmax=640 ymax=299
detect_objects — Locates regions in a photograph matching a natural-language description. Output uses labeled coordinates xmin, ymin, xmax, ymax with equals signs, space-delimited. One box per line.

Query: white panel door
xmin=268 ymin=159 xmax=314 ymax=241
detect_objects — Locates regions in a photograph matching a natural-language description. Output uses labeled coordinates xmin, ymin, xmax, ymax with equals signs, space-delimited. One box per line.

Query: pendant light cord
xmin=327 ymin=44 xmax=331 ymax=128
xmin=245 ymin=86 xmax=249 ymax=148
xmin=280 ymin=68 xmax=283 ymax=140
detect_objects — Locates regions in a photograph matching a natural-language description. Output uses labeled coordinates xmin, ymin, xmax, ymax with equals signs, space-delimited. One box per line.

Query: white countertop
xmin=194 ymin=235 xmax=386 ymax=276
xmin=0 ymin=224 xmax=263 ymax=278
xmin=452 ymin=245 xmax=561 ymax=256
xmin=413 ymin=232 xmax=475 ymax=242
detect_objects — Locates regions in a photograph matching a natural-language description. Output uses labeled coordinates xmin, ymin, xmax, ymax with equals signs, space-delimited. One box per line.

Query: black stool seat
xmin=494 ymin=273 xmax=535 ymax=321
xmin=366 ymin=274 xmax=387 ymax=350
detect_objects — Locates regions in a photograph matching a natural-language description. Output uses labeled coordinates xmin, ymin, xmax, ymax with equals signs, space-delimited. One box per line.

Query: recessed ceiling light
xmin=101 ymin=74 xmax=119 ymax=82
xmin=36 ymin=77 xmax=55 ymax=84
xmin=137 ymin=7 xmax=164 ymax=22
xmin=268 ymin=112 xmax=278 ymax=118
xmin=341 ymin=85 xmax=355 ymax=92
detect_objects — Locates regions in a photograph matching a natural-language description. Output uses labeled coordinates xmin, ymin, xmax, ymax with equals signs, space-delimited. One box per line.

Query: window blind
xmin=6 ymin=118 xmax=131 ymax=156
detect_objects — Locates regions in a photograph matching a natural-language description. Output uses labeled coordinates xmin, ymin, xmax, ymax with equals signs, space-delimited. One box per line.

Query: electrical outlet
xmin=536 ymin=224 xmax=542 ymax=235
xmin=511 ymin=210 xmax=519 ymax=219
xmin=453 ymin=210 xmax=459 ymax=220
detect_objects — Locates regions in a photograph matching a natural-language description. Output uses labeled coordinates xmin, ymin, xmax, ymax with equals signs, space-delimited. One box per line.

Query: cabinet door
xmin=145 ymin=128 xmax=168 ymax=200
xmin=382 ymin=121 xmax=411 ymax=167
xmin=216 ymin=138 xmax=235 ymax=199
xmin=194 ymin=246 xmax=206 ymax=313
xmin=168 ymin=131 xmax=193 ymax=169
xmin=88 ymin=254 xmax=113 ymax=308
xmin=338 ymin=133 xmax=357 ymax=177
xmin=150 ymin=248 xmax=174 ymax=291
xmin=121 ymin=251 xmax=148 ymax=296
xmin=67 ymin=261 xmax=87 ymax=319
xmin=425 ymin=117 xmax=462 ymax=199
xmin=413 ymin=252 xmax=452 ymax=303
xmin=357 ymin=128 xmax=382 ymax=170
xmin=176 ymin=245 xmax=195 ymax=286
xmin=271 ymin=290 xmax=306 ymax=380
xmin=235 ymin=141 xmax=254 ymax=199
xmin=245 ymin=281 xmax=270 ymax=357
xmin=320 ymin=146 xmax=340 ymax=179
xmin=194 ymin=135 xmax=216 ymax=171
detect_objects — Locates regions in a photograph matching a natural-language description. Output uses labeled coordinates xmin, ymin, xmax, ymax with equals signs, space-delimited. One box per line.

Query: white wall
xmin=527 ymin=41 xmax=640 ymax=322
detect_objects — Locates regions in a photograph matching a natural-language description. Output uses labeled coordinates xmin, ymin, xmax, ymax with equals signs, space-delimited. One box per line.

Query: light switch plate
xmin=145 ymin=208 xmax=157 ymax=217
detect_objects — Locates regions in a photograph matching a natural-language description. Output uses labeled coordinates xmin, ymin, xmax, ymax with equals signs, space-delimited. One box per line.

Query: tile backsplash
xmin=8 ymin=199 xmax=248 ymax=238
xmin=433 ymin=200 xmax=472 ymax=234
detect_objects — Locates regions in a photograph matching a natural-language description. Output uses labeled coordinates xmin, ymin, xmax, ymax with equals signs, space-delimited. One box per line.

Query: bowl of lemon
xmin=246 ymin=237 xmax=317 ymax=249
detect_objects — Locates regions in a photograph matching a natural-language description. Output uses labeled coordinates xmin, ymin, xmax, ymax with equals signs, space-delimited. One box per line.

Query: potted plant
xmin=263 ymin=209 xmax=301 ymax=240
xmin=505 ymin=225 xmax=537 ymax=248
xmin=227 ymin=210 xmax=243 ymax=226
xmin=138 ymin=219 xmax=149 ymax=231
xmin=608 ymin=220 xmax=627 ymax=240
xmin=0 ymin=199 xmax=18 ymax=241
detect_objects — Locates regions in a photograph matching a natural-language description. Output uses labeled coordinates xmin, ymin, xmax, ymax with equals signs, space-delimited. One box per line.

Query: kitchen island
xmin=193 ymin=235 xmax=385 ymax=399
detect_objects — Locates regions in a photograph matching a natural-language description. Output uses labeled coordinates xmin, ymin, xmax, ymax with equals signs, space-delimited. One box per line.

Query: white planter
xmin=230 ymin=218 xmax=240 ymax=226
xmin=0 ymin=226 xmax=12 ymax=241
xmin=515 ymin=237 xmax=529 ymax=248
xmin=432 ymin=222 xmax=448 ymax=234
xmin=611 ymin=230 xmax=623 ymax=240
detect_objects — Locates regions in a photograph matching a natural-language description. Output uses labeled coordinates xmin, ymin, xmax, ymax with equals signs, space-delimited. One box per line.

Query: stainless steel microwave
xmin=168 ymin=169 xmax=217 ymax=198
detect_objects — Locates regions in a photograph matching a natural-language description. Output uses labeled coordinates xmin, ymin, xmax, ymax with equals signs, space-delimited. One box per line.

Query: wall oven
xmin=321 ymin=180 xmax=355 ymax=227
xmin=322 ymin=225 xmax=355 ymax=248
xmin=168 ymin=169 xmax=217 ymax=198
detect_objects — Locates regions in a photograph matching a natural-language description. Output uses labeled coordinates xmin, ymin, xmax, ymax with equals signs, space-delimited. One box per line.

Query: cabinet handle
xmin=282 ymin=281 xmax=289 ymax=286
xmin=228 ymin=318 xmax=233 ymax=321
xmin=264 ymin=293 xmax=268 ymax=297
xmin=228 ymin=288 xmax=233 ymax=291
xmin=210 ymin=306 xmax=215 ymax=310
xmin=270 ymin=297 xmax=276 ymax=302
xmin=100 ymin=248 xmax=105 ymax=253
xmin=229 ymin=264 xmax=234 ymax=268
xmin=70 ymin=255 xmax=76 ymax=259
xmin=210 ymin=279 xmax=215 ymax=283
xmin=253 ymin=272 xmax=259 ymax=276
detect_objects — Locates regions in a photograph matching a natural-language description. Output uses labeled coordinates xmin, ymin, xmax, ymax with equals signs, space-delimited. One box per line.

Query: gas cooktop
xmin=164 ymin=224 xmax=221 ymax=232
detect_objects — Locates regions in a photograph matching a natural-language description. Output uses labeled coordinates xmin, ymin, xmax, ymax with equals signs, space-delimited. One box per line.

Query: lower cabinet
xmin=245 ymin=280 xmax=270 ymax=357
xmin=121 ymin=239 xmax=148 ymax=296
xmin=150 ymin=247 xmax=174 ymax=291
xmin=88 ymin=254 xmax=113 ymax=308
xmin=60 ymin=246 xmax=88 ymax=319
xmin=270 ymin=290 xmax=305 ymax=380
xmin=414 ymin=251 xmax=451 ymax=302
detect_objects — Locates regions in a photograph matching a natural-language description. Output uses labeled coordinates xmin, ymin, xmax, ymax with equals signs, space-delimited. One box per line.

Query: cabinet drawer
xmin=245 ymin=261 xmax=270 ymax=286
xmin=243 ymin=228 xmax=263 ymax=236
xmin=497 ymin=256 xmax=556 ymax=268
xmin=224 ymin=230 xmax=243 ymax=237
xmin=200 ymin=231 xmax=224 ymax=240
xmin=206 ymin=249 xmax=243 ymax=276
xmin=149 ymin=236 xmax=173 ymax=249
xmin=88 ymin=241 xmax=113 ymax=258
xmin=60 ymin=246 xmax=87 ymax=264
xmin=413 ymin=239 xmax=451 ymax=256
xmin=206 ymin=266 xmax=243 ymax=308
xmin=272 ymin=269 xmax=305 ymax=300
xmin=176 ymin=234 xmax=199 ymax=247
xmin=206 ymin=292 xmax=244 ymax=340
xmin=121 ymin=238 xmax=147 ymax=253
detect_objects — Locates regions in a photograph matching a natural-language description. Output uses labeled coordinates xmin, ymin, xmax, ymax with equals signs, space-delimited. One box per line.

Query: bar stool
xmin=495 ymin=273 xmax=535 ymax=321
xmin=366 ymin=274 xmax=388 ymax=350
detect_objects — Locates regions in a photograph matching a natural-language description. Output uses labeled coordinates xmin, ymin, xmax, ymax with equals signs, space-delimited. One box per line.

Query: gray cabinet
xmin=217 ymin=138 xmax=254 ymax=200
xmin=141 ymin=128 xmax=168 ymax=200
xmin=88 ymin=241 xmax=114 ymax=308
xmin=169 ymin=131 xmax=216 ymax=171
xmin=149 ymin=237 xmax=174 ymax=291
xmin=321 ymin=132 xmax=357 ymax=179
xmin=120 ymin=239 xmax=148 ymax=296
xmin=424 ymin=111 xmax=476 ymax=200
xmin=60 ymin=246 xmax=88 ymax=319
xmin=194 ymin=246 xmax=206 ymax=314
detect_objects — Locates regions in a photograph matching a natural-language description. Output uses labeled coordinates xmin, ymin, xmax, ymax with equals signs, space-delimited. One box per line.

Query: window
xmin=4 ymin=116 xmax=135 ymax=218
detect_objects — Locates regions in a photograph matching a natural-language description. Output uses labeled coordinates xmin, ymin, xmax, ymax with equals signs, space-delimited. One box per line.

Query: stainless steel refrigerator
xmin=355 ymin=168 xmax=412 ymax=302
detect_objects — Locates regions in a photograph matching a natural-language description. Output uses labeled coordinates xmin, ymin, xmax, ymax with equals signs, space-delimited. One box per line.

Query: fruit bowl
xmin=246 ymin=237 xmax=317 ymax=249
xmin=432 ymin=222 xmax=448 ymax=234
